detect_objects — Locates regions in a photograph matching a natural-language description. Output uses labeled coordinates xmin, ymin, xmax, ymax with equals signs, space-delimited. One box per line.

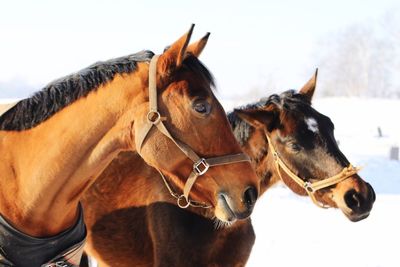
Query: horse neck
xmin=84 ymin=152 xmax=175 ymax=210
xmin=0 ymin=64 xmax=148 ymax=236
xmin=83 ymin=151 xmax=215 ymax=219
xmin=239 ymin=127 xmax=281 ymax=196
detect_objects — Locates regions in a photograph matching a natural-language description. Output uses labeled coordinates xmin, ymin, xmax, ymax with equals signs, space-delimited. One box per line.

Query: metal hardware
xmin=193 ymin=158 xmax=210 ymax=175
xmin=177 ymin=195 xmax=191 ymax=209
xmin=304 ymin=182 xmax=315 ymax=193
xmin=147 ymin=110 xmax=161 ymax=124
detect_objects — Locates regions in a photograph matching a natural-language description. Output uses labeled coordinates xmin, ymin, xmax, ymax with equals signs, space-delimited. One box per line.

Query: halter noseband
xmin=265 ymin=134 xmax=360 ymax=208
xmin=136 ymin=55 xmax=251 ymax=209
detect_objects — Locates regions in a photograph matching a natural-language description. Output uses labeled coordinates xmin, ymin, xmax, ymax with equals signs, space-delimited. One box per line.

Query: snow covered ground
xmin=232 ymin=97 xmax=400 ymax=267
xmin=1 ymin=97 xmax=398 ymax=266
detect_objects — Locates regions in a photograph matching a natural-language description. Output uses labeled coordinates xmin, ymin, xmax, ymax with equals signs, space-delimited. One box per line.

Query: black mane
xmin=228 ymin=90 xmax=311 ymax=144
xmin=0 ymin=50 xmax=154 ymax=131
xmin=0 ymin=51 xmax=216 ymax=131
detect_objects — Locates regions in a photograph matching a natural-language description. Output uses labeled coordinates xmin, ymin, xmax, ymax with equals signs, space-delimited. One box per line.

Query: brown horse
xmin=81 ymin=72 xmax=375 ymax=266
xmin=0 ymin=25 xmax=259 ymax=266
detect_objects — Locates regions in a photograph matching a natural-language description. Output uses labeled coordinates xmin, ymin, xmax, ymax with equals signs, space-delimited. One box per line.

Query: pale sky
xmin=1 ymin=0 xmax=399 ymax=99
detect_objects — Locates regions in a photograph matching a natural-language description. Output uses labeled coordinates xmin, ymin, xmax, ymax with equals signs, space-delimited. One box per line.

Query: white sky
xmin=1 ymin=0 xmax=399 ymax=98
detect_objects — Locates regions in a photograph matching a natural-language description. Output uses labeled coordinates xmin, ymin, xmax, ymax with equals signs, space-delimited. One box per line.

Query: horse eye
xmin=289 ymin=142 xmax=301 ymax=152
xmin=192 ymin=100 xmax=211 ymax=115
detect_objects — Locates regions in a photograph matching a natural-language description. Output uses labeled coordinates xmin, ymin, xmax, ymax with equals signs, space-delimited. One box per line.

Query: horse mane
xmin=228 ymin=89 xmax=311 ymax=145
xmin=0 ymin=51 xmax=215 ymax=131
xmin=0 ymin=51 xmax=154 ymax=131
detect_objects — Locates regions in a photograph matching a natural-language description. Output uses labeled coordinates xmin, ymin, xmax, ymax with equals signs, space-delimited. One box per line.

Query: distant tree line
xmin=316 ymin=9 xmax=400 ymax=98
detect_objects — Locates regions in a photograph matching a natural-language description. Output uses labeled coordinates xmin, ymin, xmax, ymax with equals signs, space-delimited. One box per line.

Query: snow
xmin=247 ymin=188 xmax=400 ymax=267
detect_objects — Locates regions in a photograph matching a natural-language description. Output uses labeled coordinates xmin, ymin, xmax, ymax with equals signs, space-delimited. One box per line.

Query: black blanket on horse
xmin=0 ymin=205 xmax=86 ymax=267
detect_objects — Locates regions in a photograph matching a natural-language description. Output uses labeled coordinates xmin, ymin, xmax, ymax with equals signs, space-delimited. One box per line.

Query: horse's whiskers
xmin=213 ymin=217 xmax=234 ymax=229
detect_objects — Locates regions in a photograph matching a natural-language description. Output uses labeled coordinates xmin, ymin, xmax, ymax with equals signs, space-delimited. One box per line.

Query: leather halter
xmin=265 ymin=134 xmax=360 ymax=208
xmin=136 ymin=55 xmax=251 ymax=209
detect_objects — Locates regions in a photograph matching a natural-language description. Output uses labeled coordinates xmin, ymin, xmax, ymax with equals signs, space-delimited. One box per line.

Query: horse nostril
xmin=243 ymin=186 xmax=258 ymax=208
xmin=344 ymin=189 xmax=363 ymax=211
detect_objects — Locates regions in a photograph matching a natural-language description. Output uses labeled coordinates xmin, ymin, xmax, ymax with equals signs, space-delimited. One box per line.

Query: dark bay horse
xmin=0 ymin=25 xmax=259 ymax=266
xmin=81 ymin=71 xmax=375 ymax=266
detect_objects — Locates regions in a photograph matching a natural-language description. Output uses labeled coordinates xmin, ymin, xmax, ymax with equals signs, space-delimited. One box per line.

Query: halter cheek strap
xmin=265 ymin=134 xmax=360 ymax=208
xmin=136 ymin=55 xmax=251 ymax=209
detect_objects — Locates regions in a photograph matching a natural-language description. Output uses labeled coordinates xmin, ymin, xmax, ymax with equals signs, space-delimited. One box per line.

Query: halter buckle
xmin=304 ymin=182 xmax=315 ymax=193
xmin=193 ymin=158 xmax=210 ymax=175
xmin=147 ymin=110 xmax=161 ymax=124
xmin=177 ymin=195 xmax=191 ymax=209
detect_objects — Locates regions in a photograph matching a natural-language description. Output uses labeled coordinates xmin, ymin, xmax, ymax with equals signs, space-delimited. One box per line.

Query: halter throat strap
xmin=265 ymin=134 xmax=359 ymax=208
xmin=136 ymin=55 xmax=250 ymax=209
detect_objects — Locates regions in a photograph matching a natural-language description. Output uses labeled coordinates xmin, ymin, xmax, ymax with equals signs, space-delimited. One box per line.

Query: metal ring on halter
xmin=147 ymin=110 xmax=161 ymax=124
xmin=177 ymin=195 xmax=191 ymax=209
xmin=304 ymin=182 xmax=315 ymax=193
xmin=193 ymin=158 xmax=210 ymax=176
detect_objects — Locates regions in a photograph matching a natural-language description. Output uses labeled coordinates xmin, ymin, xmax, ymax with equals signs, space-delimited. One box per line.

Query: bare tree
xmin=316 ymin=10 xmax=400 ymax=98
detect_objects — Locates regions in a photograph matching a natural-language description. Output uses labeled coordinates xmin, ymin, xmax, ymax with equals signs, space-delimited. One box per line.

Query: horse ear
xmin=234 ymin=108 xmax=276 ymax=130
xmin=186 ymin=32 xmax=210 ymax=57
xmin=299 ymin=68 xmax=318 ymax=102
xmin=158 ymin=24 xmax=194 ymax=75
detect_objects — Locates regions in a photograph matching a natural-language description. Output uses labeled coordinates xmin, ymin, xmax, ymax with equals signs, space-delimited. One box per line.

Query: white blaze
xmin=305 ymin=117 xmax=319 ymax=133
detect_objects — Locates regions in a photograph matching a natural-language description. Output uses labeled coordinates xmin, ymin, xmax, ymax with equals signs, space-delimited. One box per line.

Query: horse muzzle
xmin=215 ymin=187 xmax=258 ymax=222
xmin=343 ymin=183 xmax=376 ymax=222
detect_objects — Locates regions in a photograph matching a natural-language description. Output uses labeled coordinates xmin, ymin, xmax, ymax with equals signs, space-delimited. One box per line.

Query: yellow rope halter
xmin=265 ymin=134 xmax=360 ymax=208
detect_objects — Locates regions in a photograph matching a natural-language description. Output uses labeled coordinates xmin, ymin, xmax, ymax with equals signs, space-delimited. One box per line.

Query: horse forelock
xmin=181 ymin=55 xmax=215 ymax=90
xmin=0 ymin=50 xmax=155 ymax=131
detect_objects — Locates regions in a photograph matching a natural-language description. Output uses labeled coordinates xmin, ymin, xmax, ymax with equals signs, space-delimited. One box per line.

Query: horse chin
xmin=336 ymin=197 xmax=371 ymax=222
xmin=342 ymin=210 xmax=371 ymax=222
xmin=212 ymin=217 xmax=236 ymax=229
